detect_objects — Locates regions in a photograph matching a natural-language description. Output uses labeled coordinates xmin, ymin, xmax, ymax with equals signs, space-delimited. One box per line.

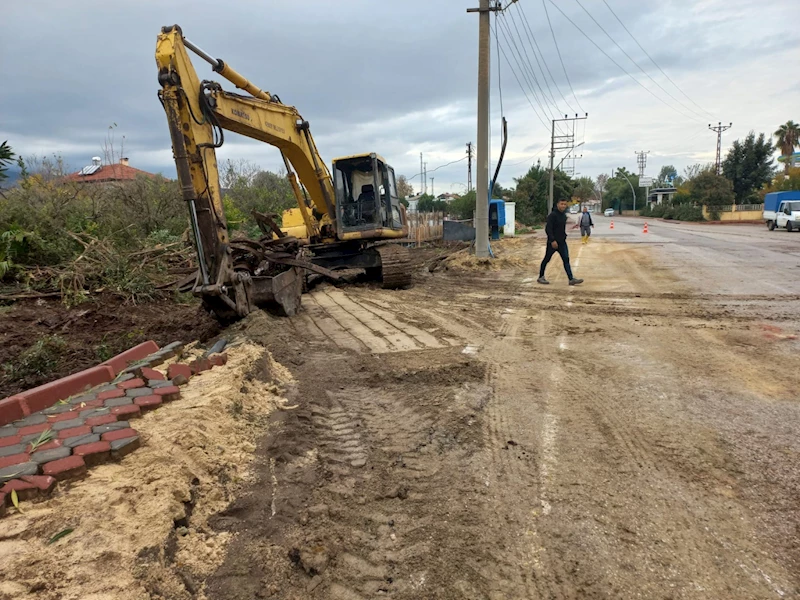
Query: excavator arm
xmin=156 ymin=24 xmax=339 ymax=319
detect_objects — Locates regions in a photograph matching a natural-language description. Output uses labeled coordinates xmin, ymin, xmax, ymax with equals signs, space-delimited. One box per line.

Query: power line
xmin=600 ymin=0 xmax=715 ymax=120
xmin=506 ymin=142 xmax=551 ymax=166
xmin=571 ymin=0 xmax=706 ymax=123
xmin=495 ymin=15 xmax=556 ymax=123
xmin=407 ymin=155 xmax=469 ymax=181
xmin=544 ymin=0 xmax=703 ymax=124
xmin=541 ymin=0 xmax=585 ymax=113
xmin=516 ymin=1 xmax=577 ymax=115
xmin=491 ymin=19 xmax=552 ymax=133
xmin=504 ymin=8 xmax=561 ymax=116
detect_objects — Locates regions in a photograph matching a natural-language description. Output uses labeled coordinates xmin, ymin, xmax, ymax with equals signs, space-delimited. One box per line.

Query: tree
xmin=0 ymin=141 xmax=14 ymax=184
xmin=682 ymin=163 xmax=707 ymax=182
xmin=774 ymin=120 xmax=800 ymax=172
xmin=722 ymin=131 xmax=775 ymax=203
xmin=657 ymin=165 xmax=679 ymax=187
xmin=449 ymin=190 xmax=476 ymax=220
xmin=416 ymin=194 xmax=447 ymax=213
xmin=605 ymin=167 xmax=645 ymax=212
xmin=689 ymin=170 xmax=735 ymax=206
xmin=396 ymin=174 xmax=414 ymax=199
xmin=572 ymin=176 xmax=595 ymax=203
xmin=763 ymin=166 xmax=800 ymax=196
xmin=511 ymin=163 xmax=573 ymax=225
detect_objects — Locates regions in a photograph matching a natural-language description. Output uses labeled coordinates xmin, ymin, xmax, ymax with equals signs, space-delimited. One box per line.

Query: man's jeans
xmin=539 ymin=242 xmax=574 ymax=280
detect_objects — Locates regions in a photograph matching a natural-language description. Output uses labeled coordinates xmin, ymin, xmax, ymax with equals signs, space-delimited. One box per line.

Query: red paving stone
xmin=190 ymin=359 xmax=212 ymax=375
xmin=153 ymin=386 xmax=180 ymax=400
xmin=117 ymin=378 xmax=145 ymax=390
xmin=168 ymin=363 xmax=192 ymax=380
xmin=0 ymin=436 xmax=22 ymax=449
xmin=27 ymin=439 xmax=63 ymax=454
xmin=101 ymin=428 xmax=139 ymax=442
xmin=73 ymin=441 xmax=111 ymax=467
xmin=48 ymin=411 xmax=83 ymax=423
xmin=0 ymin=453 xmax=30 ymax=469
xmin=85 ymin=414 xmax=117 ymax=427
xmin=21 ymin=475 xmax=57 ymax=493
xmin=209 ymin=353 xmax=228 ymax=367
xmin=98 ymin=389 xmax=125 ymax=401
xmin=111 ymin=404 xmax=142 ymax=419
xmin=140 ymin=367 xmax=165 ymax=382
xmin=1 ymin=478 xmax=40 ymax=501
xmin=42 ymin=455 xmax=87 ymax=480
xmin=18 ymin=423 xmax=50 ymax=437
xmin=72 ymin=398 xmax=105 ymax=412
xmin=0 ymin=492 xmax=6 ymax=517
xmin=134 ymin=395 xmax=162 ymax=411
xmin=57 ymin=426 xmax=92 ymax=440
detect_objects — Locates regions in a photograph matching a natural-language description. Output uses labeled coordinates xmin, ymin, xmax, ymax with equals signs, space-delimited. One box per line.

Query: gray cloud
xmin=1 ymin=0 xmax=796 ymax=194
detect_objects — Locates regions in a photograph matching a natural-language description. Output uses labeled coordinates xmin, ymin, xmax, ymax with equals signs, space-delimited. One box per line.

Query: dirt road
xmin=21 ymin=221 xmax=792 ymax=600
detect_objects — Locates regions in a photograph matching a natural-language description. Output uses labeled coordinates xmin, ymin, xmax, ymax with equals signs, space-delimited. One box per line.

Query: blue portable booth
xmin=489 ymin=199 xmax=506 ymax=240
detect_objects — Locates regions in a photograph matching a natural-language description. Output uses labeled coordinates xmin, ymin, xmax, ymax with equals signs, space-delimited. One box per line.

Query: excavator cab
xmin=333 ymin=153 xmax=405 ymax=235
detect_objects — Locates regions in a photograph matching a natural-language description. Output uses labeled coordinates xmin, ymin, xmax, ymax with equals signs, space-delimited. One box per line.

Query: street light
xmin=615 ymin=170 xmax=637 ymax=214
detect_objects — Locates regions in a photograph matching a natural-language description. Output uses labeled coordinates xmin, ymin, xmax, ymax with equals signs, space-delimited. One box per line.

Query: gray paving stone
xmin=162 ymin=341 xmax=185 ymax=354
xmin=105 ymin=397 xmax=133 ymax=408
xmin=95 ymin=383 xmax=119 ymax=393
xmin=0 ymin=461 xmax=39 ymax=483
xmin=149 ymin=380 xmax=174 ymax=389
xmin=52 ymin=417 xmax=86 ymax=431
xmin=125 ymin=387 xmax=154 ymax=398
xmin=0 ymin=426 xmax=19 ymax=438
xmin=22 ymin=432 xmax=48 ymax=443
xmin=14 ymin=414 xmax=48 ymax=427
xmin=63 ymin=433 xmax=101 ymax=448
xmin=114 ymin=372 xmax=135 ymax=383
xmin=80 ymin=408 xmax=111 ymax=420
xmin=110 ymin=436 xmax=140 ymax=459
xmin=69 ymin=394 xmax=96 ymax=405
xmin=31 ymin=447 xmax=72 ymax=464
xmin=0 ymin=444 xmax=25 ymax=458
xmin=92 ymin=421 xmax=130 ymax=435
xmin=41 ymin=403 xmax=72 ymax=416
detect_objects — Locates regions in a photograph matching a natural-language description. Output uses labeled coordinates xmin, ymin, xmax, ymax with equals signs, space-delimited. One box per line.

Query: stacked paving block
xmin=0 ymin=339 xmax=229 ymax=518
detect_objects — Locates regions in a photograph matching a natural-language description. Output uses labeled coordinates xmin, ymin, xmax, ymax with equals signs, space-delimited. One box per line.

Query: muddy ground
xmin=3 ymin=229 xmax=800 ymax=599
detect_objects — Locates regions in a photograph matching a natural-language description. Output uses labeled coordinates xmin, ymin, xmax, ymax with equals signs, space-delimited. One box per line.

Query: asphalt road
xmin=588 ymin=215 xmax=800 ymax=298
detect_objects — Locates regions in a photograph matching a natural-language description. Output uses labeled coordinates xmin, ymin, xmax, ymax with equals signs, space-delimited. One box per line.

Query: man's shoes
xmin=569 ymin=278 xmax=584 ymax=286
xmin=537 ymin=277 xmax=550 ymax=284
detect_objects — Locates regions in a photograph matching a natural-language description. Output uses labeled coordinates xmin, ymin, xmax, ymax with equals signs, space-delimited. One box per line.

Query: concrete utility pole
xmin=423 ymin=162 xmax=428 ymax=195
xmin=467 ymin=0 xmax=499 ymax=258
xmin=466 ymin=142 xmax=473 ymax=192
xmin=431 ymin=177 xmax=435 ymax=198
xmin=420 ymin=153 xmax=423 ymax=194
xmin=549 ymin=113 xmax=588 ymax=214
xmin=709 ymin=122 xmax=732 ymax=175
xmin=635 ymin=150 xmax=650 ymax=177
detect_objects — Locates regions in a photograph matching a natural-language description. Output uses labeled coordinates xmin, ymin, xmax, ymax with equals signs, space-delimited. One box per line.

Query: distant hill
xmin=1 ymin=164 xmax=21 ymax=187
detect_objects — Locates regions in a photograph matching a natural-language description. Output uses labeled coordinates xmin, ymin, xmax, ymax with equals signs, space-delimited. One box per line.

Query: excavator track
xmin=376 ymin=244 xmax=413 ymax=289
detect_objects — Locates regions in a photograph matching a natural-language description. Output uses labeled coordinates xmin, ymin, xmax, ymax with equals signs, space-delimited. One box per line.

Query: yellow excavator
xmin=155 ymin=25 xmax=412 ymax=322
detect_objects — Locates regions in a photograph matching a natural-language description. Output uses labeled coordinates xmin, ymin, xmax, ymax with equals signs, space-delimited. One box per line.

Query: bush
xmin=3 ymin=335 xmax=66 ymax=381
xmin=641 ymin=204 xmax=704 ymax=221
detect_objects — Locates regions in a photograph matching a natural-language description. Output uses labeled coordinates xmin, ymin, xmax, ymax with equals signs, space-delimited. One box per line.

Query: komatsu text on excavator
xmin=156 ymin=25 xmax=412 ymax=322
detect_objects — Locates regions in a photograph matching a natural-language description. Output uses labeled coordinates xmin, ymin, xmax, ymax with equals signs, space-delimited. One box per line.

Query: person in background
xmin=538 ymin=199 xmax=584 ymax=286
xmin=579 ymin=205 xmax=594 ymax=244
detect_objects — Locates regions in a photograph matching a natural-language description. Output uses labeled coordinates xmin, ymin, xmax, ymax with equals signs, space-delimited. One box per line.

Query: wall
xmin=701 ymin=206 xmax=763 ymax=221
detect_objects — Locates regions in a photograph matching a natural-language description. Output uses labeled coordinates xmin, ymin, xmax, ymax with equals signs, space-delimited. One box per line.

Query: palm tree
xmin=774 ymin=120 xmax=800 ymax=171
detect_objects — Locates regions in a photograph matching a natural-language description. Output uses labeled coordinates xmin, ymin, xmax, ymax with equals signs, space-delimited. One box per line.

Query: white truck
xmin=763 ymin=191 xmax=800 ymax=231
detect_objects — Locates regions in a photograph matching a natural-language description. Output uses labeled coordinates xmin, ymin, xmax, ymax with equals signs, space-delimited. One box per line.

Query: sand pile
xmin=0 ymin=342 xmax=289 ymax=600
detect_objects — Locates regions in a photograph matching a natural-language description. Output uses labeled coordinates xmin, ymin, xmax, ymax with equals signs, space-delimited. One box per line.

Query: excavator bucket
xmin=251 ymin=267 xmax=303 ymax=317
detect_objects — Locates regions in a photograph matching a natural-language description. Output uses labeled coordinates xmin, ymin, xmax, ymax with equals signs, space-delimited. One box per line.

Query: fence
xmin=405 ymin=211 xmax=444 ymax=244
xmin=702 ymin=204 xmax=763 ymax=222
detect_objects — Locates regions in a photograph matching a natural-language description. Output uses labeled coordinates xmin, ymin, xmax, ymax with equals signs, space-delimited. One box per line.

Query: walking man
xmin=538 ymin=199 xmax=584 ymax=286
xmin=579 ymin=206 xmax=594 ymax=244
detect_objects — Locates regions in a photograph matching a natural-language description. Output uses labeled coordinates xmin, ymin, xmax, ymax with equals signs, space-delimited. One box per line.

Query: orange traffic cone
xmin=610 ymin=221 xmax=614 ymax=229
xmin=643 ymin=222 xmax=649 ymax=234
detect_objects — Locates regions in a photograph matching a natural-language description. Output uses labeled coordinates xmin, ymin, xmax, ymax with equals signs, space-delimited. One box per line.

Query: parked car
xmin=764 ymin=191 xmax=800 ymax=231
xmin=604 ymin=208 xmax=614 ymax=217
xmin=569 ymin=205 xmax=579 ymax=214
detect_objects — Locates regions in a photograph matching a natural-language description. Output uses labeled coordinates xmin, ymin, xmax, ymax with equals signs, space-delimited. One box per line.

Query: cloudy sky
xmin=1 ymin=0 xmax=797 ymax=194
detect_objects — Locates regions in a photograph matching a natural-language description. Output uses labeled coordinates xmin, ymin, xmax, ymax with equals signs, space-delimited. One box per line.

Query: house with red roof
xmin=64 ymin=157 xmax=161 ymax=184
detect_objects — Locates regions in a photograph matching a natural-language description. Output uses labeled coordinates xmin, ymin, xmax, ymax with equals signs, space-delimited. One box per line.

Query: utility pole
xmin=549 ymin=113 xmax=588 ymax=214
xmin=419 ymin=153 xmax=423 ymax=195
xmin=467 ymin=0 xmax=500 ymax=257
xmin=423 ymin=162 xmax=427 ymax=195
xmin=431 ymin=177 xmax=435 ymax=198
xmin=635 ymin=150 xmax=650 ymax=177
xmin=709 ymin=122 xmax=732 ymax=175
xmin=466 ymin=142 xmax=473 ymax=192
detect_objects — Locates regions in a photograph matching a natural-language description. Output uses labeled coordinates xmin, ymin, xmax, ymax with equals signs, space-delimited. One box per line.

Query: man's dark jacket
xmin=545 ymin=207 xmax=568 ymax=244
